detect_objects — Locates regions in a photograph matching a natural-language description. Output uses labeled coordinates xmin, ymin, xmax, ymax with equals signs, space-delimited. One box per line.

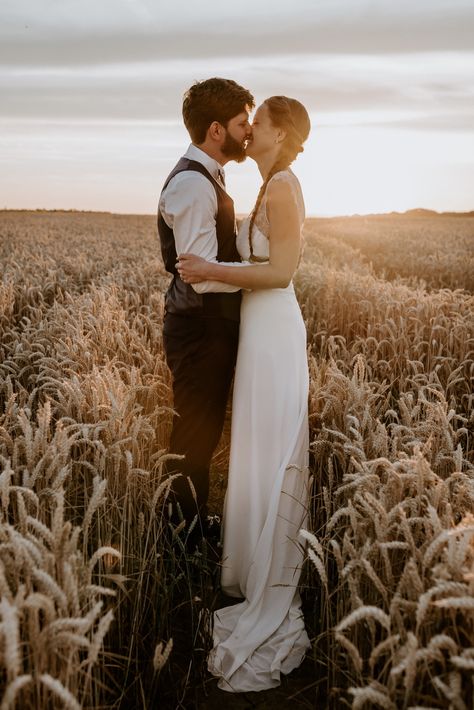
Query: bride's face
xmin=246 ymin=103 xmax=282 ymax=159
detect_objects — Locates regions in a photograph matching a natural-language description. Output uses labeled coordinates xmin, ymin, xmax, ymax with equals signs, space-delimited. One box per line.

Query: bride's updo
xmin=248 ymin=96 xmax=311 ymax=258
xmin=265 ymin=96 xmax=311 ymax=164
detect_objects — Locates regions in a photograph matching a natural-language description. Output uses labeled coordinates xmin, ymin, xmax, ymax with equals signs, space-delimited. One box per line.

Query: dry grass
xmin=0 ymin=210 xmax=473 ymax=708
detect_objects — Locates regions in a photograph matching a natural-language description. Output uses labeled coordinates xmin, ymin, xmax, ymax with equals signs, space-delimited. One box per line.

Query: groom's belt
xmin=165 ymin=275 xmax=241 ymax=321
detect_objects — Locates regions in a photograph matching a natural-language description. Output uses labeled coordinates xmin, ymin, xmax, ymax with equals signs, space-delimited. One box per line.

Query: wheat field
xmin=0 ymin=210 xmax=473 ymax=709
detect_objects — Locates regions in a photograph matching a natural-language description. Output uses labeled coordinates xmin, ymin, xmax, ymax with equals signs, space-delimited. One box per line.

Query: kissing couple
xmin=157 ymin=77 xmax=311 ymax=693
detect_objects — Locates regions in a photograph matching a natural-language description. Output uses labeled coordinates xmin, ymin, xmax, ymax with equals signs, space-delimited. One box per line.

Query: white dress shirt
xmin=159 ymin=144 xmax=241 ymax=294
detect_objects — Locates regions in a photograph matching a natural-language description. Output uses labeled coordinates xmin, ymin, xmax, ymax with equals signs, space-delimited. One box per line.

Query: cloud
xmin=1 ymin=2 xmax=473 ymax=142
xmin=0 ymin=74 xmax=436 ymax=122
xmin=2 ymin=51 xmax=473 ymax=129
xmin=1 ymin=1 xmax=473 ymax=216
xmin=366 ymin=113 xmax=474 ymax=133
xmin=1 ymin=3 xmax=474 ymax=67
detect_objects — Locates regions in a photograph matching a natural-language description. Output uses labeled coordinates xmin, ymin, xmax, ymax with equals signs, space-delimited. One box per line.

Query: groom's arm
xmin=159 ymin=171 xmax=242 ymax=293
xmin=178 ymin=180 xmax=301 ymax=290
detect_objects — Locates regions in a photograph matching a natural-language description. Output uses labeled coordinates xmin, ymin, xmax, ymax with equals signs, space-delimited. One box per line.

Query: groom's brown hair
xmin=183 ymin=77 xmax=254 ymax=144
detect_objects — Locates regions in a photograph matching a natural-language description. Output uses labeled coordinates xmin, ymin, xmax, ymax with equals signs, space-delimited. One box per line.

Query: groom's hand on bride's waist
xmin=176 ymin=252 xmax=211 ymax=283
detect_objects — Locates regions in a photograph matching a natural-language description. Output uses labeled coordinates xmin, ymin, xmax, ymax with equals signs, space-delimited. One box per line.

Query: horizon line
xmin=2 ymin=207 xmax=474 ymax=220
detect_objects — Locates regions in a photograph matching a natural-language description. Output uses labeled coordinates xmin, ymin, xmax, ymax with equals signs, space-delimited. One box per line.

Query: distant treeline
xmin=309 ymin=208 xmax=474 ymax=220
xmin=2 ymin=207 xmax=474 ymax=219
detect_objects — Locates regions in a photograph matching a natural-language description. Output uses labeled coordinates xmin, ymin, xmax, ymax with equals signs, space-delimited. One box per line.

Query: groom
xmin=157 ymin=78 xmax=254 ymax=535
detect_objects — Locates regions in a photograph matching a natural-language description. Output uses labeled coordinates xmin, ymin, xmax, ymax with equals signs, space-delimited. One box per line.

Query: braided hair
xmin=248 ymin=96 xmax=310 ymax=262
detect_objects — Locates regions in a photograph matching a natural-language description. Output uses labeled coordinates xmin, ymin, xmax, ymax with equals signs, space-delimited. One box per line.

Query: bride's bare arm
xmin=177 ymin=181 xmax=301 ymax=290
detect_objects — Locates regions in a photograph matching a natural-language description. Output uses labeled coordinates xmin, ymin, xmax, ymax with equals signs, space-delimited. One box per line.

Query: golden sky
xmin=1 ymin=0 xmax=473 ymax=215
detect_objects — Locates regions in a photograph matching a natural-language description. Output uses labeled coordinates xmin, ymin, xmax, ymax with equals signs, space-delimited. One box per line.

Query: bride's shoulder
xmin=265 ymin=170 xmax=305 ymax=221
xmin=267 ymin=170 xmax=302 ymax=200
xmin=268 ymin=168 xmax=297 ymax=185
xmin=268 ymin=169 xmax=302 ymax=195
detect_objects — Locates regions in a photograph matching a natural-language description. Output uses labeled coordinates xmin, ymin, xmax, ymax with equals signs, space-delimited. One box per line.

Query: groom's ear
xmin=208 ymin=121 xmax=225 ymax=142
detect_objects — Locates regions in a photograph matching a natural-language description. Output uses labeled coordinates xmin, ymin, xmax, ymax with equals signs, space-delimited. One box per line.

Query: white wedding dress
xmin=207 ymin=170 xmax=311 ymax=692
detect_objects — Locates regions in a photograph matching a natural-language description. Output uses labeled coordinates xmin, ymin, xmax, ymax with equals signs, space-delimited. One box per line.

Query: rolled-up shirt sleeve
xmin=159 ymin=171 xmax=242 ymax=293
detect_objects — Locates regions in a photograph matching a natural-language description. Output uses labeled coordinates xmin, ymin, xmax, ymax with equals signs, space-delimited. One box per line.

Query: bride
xmin=177 ymin=95 xmax=311 ymax=693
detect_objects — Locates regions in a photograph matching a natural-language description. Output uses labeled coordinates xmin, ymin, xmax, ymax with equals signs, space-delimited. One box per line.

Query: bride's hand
xmin=176 ymin=253 xmax=213 ymax=283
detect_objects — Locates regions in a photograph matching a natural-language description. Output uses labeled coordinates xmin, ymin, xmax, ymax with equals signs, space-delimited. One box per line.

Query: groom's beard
xmin=221 ymin=131 xmax=247 ymax=163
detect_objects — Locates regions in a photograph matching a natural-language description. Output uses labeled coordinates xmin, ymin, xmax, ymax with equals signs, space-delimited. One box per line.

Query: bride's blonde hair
xmin=248 ymin=96 xmax=311 ymax=260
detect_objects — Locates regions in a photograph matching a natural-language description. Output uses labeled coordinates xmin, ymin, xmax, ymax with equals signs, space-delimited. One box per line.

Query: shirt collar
xmin=184 ymin=144 xmax=226 ymax=185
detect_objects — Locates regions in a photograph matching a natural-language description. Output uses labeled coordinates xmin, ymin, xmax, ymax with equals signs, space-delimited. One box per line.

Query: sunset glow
xmin=1 ymin=1 xmax=473 ymax=216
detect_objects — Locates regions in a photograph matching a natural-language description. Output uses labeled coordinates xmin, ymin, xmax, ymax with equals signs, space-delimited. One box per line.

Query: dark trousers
xmin=162 ymin=313 xmax=239 ymax=523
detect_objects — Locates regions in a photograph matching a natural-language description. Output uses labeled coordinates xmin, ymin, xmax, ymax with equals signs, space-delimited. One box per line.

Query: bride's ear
xmin=275 ymin=129 xmax=287 ymax=145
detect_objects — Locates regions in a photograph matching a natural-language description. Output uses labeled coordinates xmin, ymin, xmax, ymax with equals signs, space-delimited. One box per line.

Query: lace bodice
xmin=236 ymin=170 xmax=305 ymax=261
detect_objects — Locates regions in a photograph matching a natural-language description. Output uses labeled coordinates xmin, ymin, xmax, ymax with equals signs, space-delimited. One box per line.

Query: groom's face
xmin=221 ymin=110 xmax=252 ymax=163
